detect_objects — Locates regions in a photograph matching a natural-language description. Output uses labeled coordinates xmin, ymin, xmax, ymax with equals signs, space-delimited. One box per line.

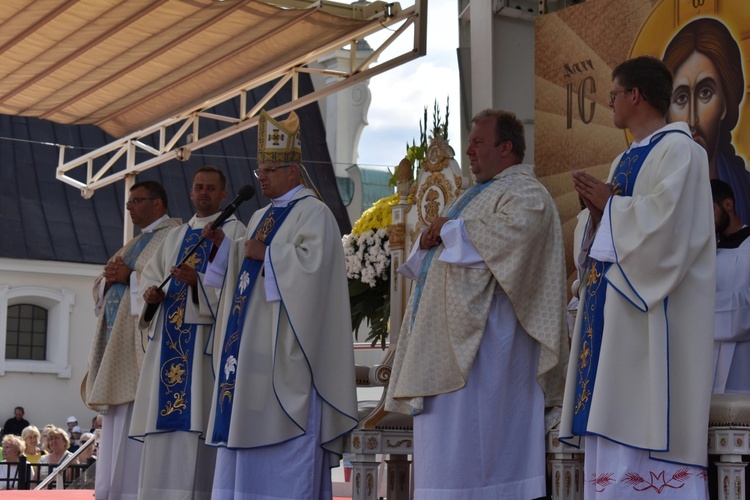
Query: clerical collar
xmin=718 ymin=225 xmax=750 ymax=249
xmin=142 ymin=214 xmax=170 ymax=233
xmin=272 ymin=184 xmax=304 ymax=207
xmin=190 ymin=212 xmax=222 ymax=228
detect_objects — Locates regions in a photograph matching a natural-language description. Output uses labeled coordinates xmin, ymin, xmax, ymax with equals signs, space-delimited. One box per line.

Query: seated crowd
xmin=0 ymin=408 xmax=100 ymax=490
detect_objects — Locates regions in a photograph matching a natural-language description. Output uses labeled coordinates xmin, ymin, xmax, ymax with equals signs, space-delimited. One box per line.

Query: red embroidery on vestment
xmin=623 ymin=469 xmax=692 ymax=493
xmin=589 ymin=472 xmax=615 ymax=492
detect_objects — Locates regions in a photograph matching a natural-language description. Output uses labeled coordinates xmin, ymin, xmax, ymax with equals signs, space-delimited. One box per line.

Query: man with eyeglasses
xmin=84 ymin=180 xmax=180 ymax=500
xmin=561 ymin=56 xmax=715 ymax=498
xmin=200 ymin=110 xmax=357 ymax=499
xmin=129 ymin=166 xmax=246 ymax=499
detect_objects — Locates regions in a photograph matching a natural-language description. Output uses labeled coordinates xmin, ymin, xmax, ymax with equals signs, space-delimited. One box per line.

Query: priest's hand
xmin=143 ymin=285 xmax=165 ymax=304
xmin=202 ymin=226 xmax=225 ymax=247
xmin=170 ymin=264 xmax=197 ymax=287
xmin=420 ymin=217 xmax=449 ymax=249
xmin=245 ymin=239 xmax=267 ymax=261
xmin=572 ymin=170 xmax=611 ymax=225
xmin=104 ymin=256 xmax=132 ymax=285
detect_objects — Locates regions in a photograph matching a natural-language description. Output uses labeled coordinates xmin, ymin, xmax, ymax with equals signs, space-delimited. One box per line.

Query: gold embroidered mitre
xmin=257 ymin=110 xmax=302 ymax=164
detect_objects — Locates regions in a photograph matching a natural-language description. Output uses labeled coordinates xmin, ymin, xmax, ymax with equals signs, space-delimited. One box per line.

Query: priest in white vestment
xmin=710 ymin=179 xmax=750 ymax=394
xmin=561 ymin=56 xmax=715 ymax=498
xmin=386 ymin=109 xmax=569 ymax=499
xmin=85 ymin=180 xmax=181 ymax=500
xmin=130 ymin=167 xmax=245 ymax=500
xmin=201 ymin=111 xmax=357 ymax=499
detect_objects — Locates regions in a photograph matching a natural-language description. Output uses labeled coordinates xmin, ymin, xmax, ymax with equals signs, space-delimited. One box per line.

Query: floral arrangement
xmin=343 ymin=193 xmax=399 ymax=348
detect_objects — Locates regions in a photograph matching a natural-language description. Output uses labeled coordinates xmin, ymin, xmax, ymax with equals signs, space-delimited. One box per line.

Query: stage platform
xmin=0 ymin=492 xmax=352 ymax=499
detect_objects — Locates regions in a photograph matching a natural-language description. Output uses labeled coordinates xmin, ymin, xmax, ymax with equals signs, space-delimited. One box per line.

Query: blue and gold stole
xmin=211 ymin=200 xmax=300 ymax=443
xmin=104 ymin=231 xmax=157 ymax=342
xmin=156 ymin=226 xmax=212 ymax=431
xmin=572 ymin=130 xmax=684 ymax=434
xmin=410 ymin=179 xmax=493 ymax=329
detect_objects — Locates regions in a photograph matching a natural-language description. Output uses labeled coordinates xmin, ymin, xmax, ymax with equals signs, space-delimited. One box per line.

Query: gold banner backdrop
xmin=535 ymin=0 xmax=750 ymax=284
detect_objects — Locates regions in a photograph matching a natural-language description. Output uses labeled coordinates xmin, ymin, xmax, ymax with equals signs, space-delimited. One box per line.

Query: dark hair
xmin=711 ymin=178 xmax=735 ymax=205
xmin=471 ymin=109 xmax=526 ymax=159
xmin=612 ymin=56 xmax=673 ymax=115
xmin=194 ymin=165 xmax=227 ymax=189
xmin=663 ymin=18 xmax=744 ymax=165
xmin=131 ymin=180 xmax=168 ymax=210
xmin=14 ymin=406 xmax=24 ymax=414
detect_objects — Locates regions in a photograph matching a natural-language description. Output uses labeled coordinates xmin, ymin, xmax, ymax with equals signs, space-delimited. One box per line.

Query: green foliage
xmin=389 ymin=97 xmax=451 ymax=188
xmin=349 ymin=276 xmax=390 ymax=349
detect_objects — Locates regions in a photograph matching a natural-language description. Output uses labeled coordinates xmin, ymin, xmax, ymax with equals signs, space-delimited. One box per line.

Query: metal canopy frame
xmin=55 ymin=0 xmax=427 ymax=201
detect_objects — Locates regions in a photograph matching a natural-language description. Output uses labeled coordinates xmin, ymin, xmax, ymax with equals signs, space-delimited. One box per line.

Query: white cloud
xmin=354 ymin=0 xmax=461 ymax=169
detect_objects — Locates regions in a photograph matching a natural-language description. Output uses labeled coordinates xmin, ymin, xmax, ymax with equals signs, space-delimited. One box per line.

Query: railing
xmin=34 ymin=435 xmax=97 ymax=490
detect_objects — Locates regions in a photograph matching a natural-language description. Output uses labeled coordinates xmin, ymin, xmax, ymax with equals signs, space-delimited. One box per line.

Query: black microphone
xmin=211 ymin=184 xmax=255 ymax=230
xmin=143 ymin=184 xmax=255 ymax=322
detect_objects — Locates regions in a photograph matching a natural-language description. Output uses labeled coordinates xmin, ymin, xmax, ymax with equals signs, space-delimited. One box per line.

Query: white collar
xmin=141 ymin=214 xmax=170 ymax=233
xmin=271 ymin=185 xmax=304 ymax=207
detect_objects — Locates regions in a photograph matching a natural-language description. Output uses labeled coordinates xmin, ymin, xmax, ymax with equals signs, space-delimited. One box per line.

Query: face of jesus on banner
xmin=663 ymin=17 xmax=744 ymax=173
xmin=668 ymin=50 xmax=726 ymax=160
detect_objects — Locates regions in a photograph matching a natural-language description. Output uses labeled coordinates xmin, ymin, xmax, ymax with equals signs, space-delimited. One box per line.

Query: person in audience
xmin=0 ymin=434 xmax=33 ymax=490
xmin=90 ymin=415 xmax=101 ymax=433
xmin=65 ymin=416 xmax=78 ymax=437
xmin=21 ymin=426 xmax=45 ymax=464
xmin=68 ymin=426 xmax=82 ymax=453
xmin=37 ymin=427 xmax=73 ymax=481
xmin=41 ymin=424 xmax=54 ymax=453
xmin=1 ymin=407 xmax=30 ymax=438
xmin=77 ymin=432 xmax=96 ymax=464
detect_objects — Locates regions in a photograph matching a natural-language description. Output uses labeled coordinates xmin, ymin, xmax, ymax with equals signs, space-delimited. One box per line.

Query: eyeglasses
xmin=125 ymin=197 xmax=156 ymax=208
xmin=253 ymin=164 xmax=292 ymax=178
xmin=609 ymin=88 xmax=632 ymax=103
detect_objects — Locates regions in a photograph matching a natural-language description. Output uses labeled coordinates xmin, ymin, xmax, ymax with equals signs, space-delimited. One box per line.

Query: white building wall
xmin=0 ymin=258 xmax=100 ymax=432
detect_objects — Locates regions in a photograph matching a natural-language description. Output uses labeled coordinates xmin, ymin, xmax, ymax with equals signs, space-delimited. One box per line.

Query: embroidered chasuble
xmin=212 ymin=201 xmax=298 ymax=443
xmin=104 ymin=232 xmax=155 ymax=342
xmin=86 ymin=217 xmax=181 ymax=409
xmin=386 ymin=164 xmax=568 ymax=416
xmin=559 ymin=122 xmax=717 ymax=467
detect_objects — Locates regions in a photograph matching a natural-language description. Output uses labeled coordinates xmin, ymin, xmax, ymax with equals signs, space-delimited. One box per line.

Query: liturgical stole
xmin=156 ymin=227 xmax=212 ymax=431
xmin=212 ymin=199 xmax=302 ymax=443
xmin=572 ymin=130 xmax=687 ymax=434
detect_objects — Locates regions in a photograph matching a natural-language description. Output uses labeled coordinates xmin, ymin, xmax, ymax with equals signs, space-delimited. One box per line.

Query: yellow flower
xmin=351 ymin=193 xmax=399 ymax=235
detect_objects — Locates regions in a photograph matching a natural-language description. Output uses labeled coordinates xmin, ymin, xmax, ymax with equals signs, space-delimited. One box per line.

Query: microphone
xmin=143 ymin=184 xmax=255 ymax=322
xmin=210 ymin=185 xmax=255 ymax=230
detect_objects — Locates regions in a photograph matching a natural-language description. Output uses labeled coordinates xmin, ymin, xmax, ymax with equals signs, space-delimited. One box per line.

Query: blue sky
xmin=355 ymin=0 xmax=461 ymax=170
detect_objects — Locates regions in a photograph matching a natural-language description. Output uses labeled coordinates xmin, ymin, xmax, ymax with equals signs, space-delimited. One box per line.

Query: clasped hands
xmin=103 ymin=256 xmax=131 ymax=286
xmin=420 ymin=217 xmax=450 ymax=250
xmin=571 ymin=170 xmax=613 ymax=226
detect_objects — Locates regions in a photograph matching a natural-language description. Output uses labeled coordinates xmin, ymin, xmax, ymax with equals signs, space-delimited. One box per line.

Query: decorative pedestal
xmin=547 ymin=427 xmax=585 ymax=500
xmin=708 ymin=394 xmax=750 ymax=500
xmin=346 ymin=428 xmax=413 ymax=500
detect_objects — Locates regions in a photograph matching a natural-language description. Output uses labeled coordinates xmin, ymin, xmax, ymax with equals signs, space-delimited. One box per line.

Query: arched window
xmin=6 ymin=304 xmax=48 ymax=360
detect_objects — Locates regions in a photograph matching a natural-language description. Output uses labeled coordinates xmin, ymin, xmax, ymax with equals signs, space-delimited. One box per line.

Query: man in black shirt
xmin=1 ymin=406 xmax=29 ymax=438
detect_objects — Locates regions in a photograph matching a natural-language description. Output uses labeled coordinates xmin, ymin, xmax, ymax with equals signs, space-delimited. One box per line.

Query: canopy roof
xmin=0 ymin=0 xmax=425 ymax=204
xmin=0 ymin=0 xmax=416 ymax=137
